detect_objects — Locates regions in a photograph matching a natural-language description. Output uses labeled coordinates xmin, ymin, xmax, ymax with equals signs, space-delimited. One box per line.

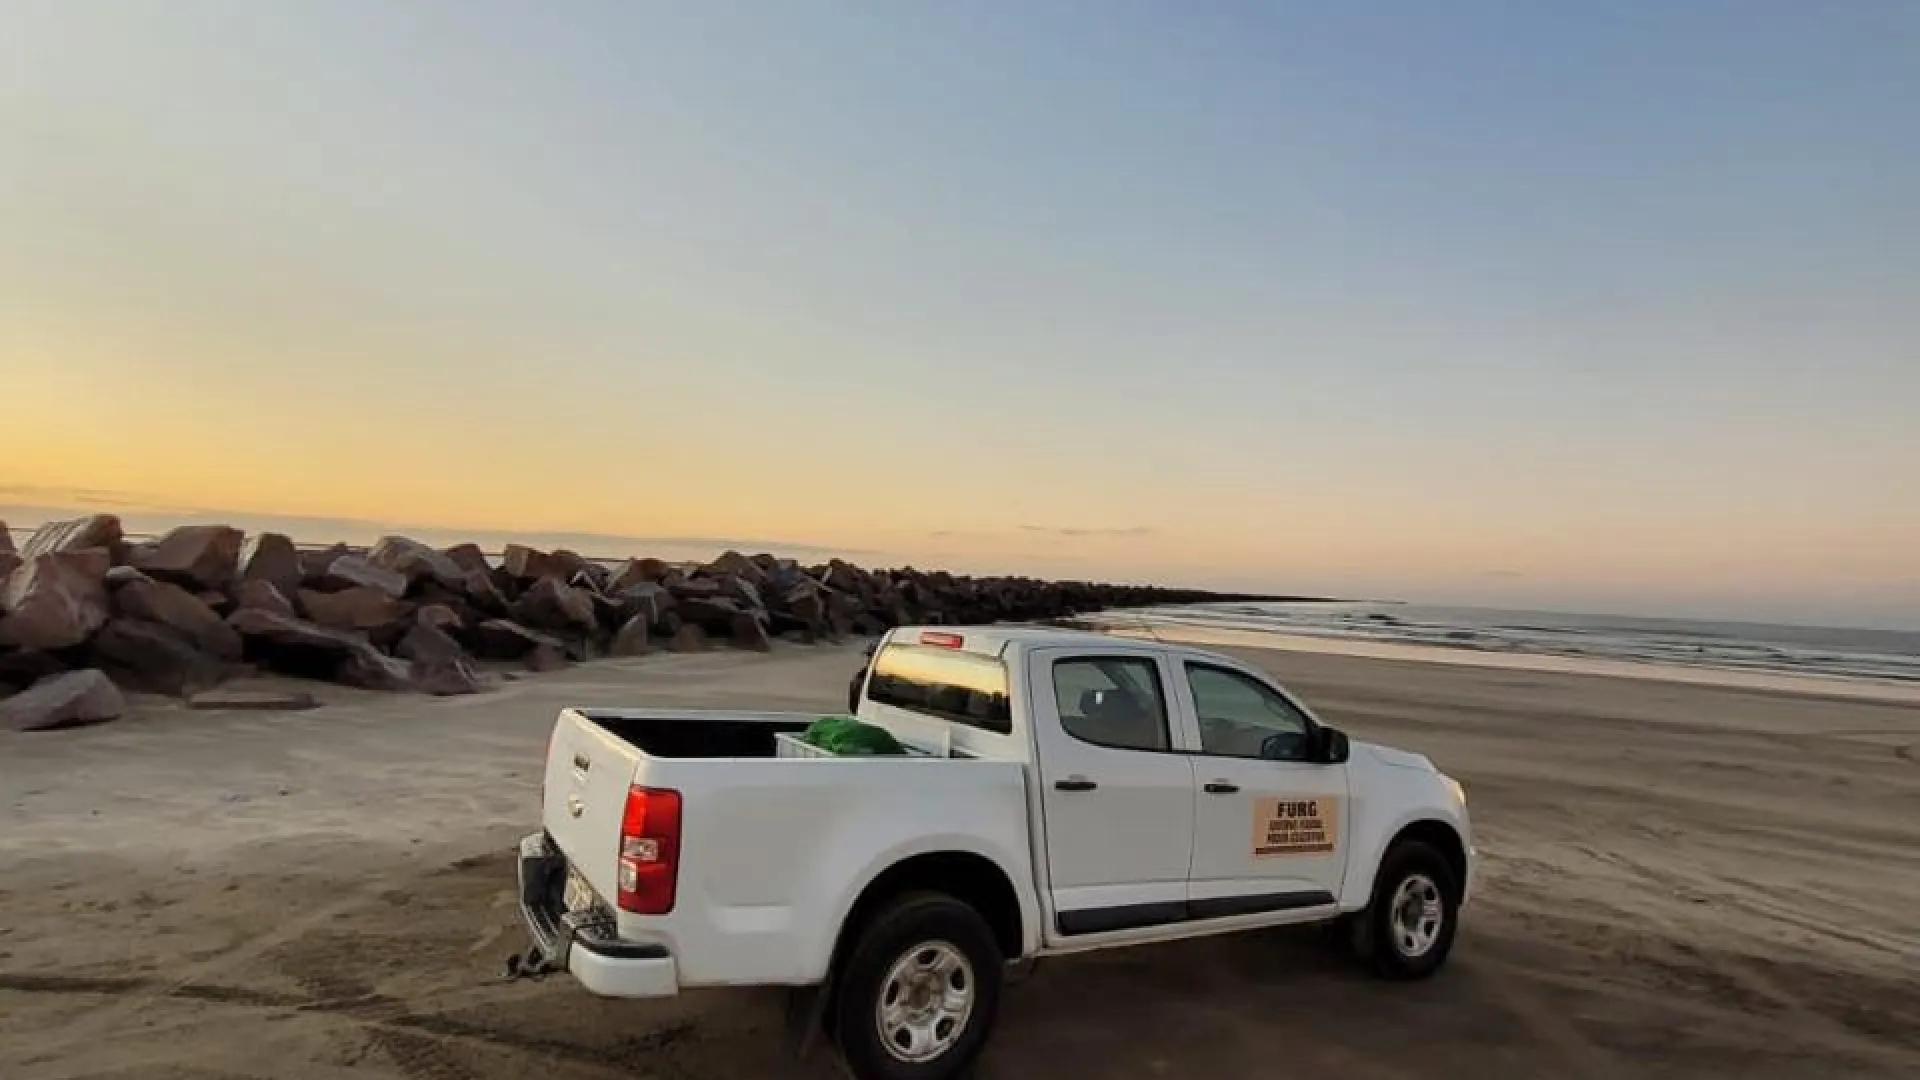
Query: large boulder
xmin=441 ymin=542 xmax=491 ymax=576
xmin=92 ymin=619 xmax=226 ymax=696
xmin=237 ymin=533 xmax=304 ymax=598
xmin=409 ymin=656 xmax=493 ymax=696
xmin=708 ymin=551 xmax=766 ymax=585
xmin=335 ymin=643 xmax=414 ymax=692
xmin=297 ymin=543 xmax=354 ymax=580
xmin=234 ymin=579 xmax=297 ymax=618
xmin=318 ymin=555 xmax=408 ymax=599
xmin=606 ymin=581 xmax=674 ymax=630
xmin=675 ymin=594 xmax=745 ymax=633
xmin=397 ymin=621 xmax=467 ymax=666
xmin=609 ymin=614 xmax=651 ymax=657
xmin=0 ymin=551 xmax=111 ymax=649
xmin=666 ymin=622 xmax=706 ymax=653
xmin=0 ymin=520 xmax=13 ymax=556
xmin=459 ymin=568 xmax=509 ymax=614
xmin=469 ymin=618 xmax=563 ymax=661
xmin=500 ymin=543 xmax=558 ymax=582
xmin=609 ymin=557 xmax=671 ymax=592
xmin=415 ymin=604 xmax=465 ymax=635
xmin=509 ymin=576 xmax=598 ymax=635
xmin=298 ymin=587 xmax=412 ymax=634
xmin=368 ymin=535 xmax=466 ymax=591
xmin=19 ymin=514 xmax=123 ymax=559
xmin=130 ymin=525 xmax=244 ymax=590
xmin=730 ymin=612 xmax=772 ymax=652
xmin=228 ymin=608 xmax=368 ymax=680
xmin=114 ymin=576 xmax=243 ymax=661
xmin=525 ymin=643 xmax=569 ymax=672
xmin=0 ymin=669 xmax=126 ymax=732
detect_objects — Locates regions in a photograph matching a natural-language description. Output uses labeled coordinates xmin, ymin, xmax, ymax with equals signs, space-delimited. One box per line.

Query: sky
xmin=1 ymin=2 xmax=1916 ymax=629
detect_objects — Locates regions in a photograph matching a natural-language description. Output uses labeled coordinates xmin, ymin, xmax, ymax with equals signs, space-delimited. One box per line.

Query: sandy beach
xmin=3 ymin=638 xmax=1917 ymax=1079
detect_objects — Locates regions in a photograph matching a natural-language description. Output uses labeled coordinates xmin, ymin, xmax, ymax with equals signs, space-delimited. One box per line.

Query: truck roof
xmin=887 ymin=623 xmax=1183 ymax=660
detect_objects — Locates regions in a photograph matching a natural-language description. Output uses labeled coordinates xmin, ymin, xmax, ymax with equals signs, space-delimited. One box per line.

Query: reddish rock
xmin=368 ymin=535 xmax=466 ymax=590
xmin=525 ymin=643 xmax=569 ymax=672
xmin=500 ymin=544 xmax=558 ymax=581
xmin=415 ymin=604 xmax=464 ymax=635
xmin=319 ymin=555 xmax=408 ymax=599
xmin=297 ymin=543 xmax=354 ymax=580
xmin=19 ymin=514 xmax=123 ymax=559
xmin=609 ymin=558 xmax=671 ymax=592
xmin=441 ymin=543 xmax=491 ymax=575
xmin=0 ymin=551 xmax=111 ymax=650
xmin=298 ymin=587 xmax=412 ymax=633
xmin=782 ymin=580 xmax=829 ymax=625
xmin=709 ymin=550 xmax=767 ymax=585
xmin=234 ymin=579 xmax=297 ymax=618
xmin=336 ymin=642 xmax=414 ymax=691
xmin=397 ymin=622 xmax=467 ymax=666
xmin=239 ymin=533 xmax=304 ymax=599
xmin=187 ymin=687 xmax=320 ymax=711
xmin=226 ymin=611 xmax=364 ymax=661
xmin=114 ymin=576 xmax=243 ymax=661
xmin=730 ymin=612 xmax=773 ymax=652
xmin=0 ymin=669 xmax=126 ymax=731
xmin=130 ymin=525 xmax=244 ymax=590
xmin=410 ymin=656 xmax=493 ymax=696
xmin=92 ymin=619 xmax=225 ymax=696
xmin=610 ymin=615 xmax=651 ymax=657
xmin=676 ymin=594 xmax=745 ymax=633
xmin=667 ymin=623 xmax=706 ymax=653
xmin=470 ymin=618 xmax=563 ymax=660
xmin=460 ymin=569 xmax=508 ymax=614
xmin=509 ymin=576 xmax=598 ymax=634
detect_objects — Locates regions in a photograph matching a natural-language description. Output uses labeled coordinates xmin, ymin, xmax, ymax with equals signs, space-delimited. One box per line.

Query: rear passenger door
xmin=1028 ymin=648 xmax=1196 ymax=938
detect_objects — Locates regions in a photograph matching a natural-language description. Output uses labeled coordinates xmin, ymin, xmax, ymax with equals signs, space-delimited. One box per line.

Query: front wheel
xmin=1352 ymin=840 xmax=1460 ymax=979
xmin=832 ymin=892 xmax=1004 ymax=1080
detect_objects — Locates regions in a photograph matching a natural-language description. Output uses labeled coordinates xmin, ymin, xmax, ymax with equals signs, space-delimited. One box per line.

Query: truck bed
xmin=542 ymin=706 xmax=1037 ymax=988
xmin=576 ymin=708 xmax=812 ymax=758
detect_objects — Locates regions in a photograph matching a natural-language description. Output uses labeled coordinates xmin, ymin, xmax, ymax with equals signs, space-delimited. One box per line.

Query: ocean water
xmin=1104 ymin=602 xmax=1920 ymax=687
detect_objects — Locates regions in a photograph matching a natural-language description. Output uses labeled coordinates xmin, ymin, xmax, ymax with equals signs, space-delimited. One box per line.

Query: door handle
xmin=1203 ymin=781 xmax=1240 ymax=794
xmin=1054 ymin=777 xmax=1098 ymax=792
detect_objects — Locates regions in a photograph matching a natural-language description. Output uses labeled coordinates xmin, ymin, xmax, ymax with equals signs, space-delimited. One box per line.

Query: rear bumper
xmin=517 ymin=831 xmax=680 ymax=998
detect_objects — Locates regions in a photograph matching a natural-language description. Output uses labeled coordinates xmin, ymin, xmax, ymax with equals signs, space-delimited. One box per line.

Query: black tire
xmin=1351 ymin=840 xmax=1460 ymax=980
xmin=831 ymin=892 xmax=1004 ymax=1080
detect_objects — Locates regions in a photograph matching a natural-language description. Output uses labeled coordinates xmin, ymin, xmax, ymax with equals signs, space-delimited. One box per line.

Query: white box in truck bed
xmin=513 ymin=626 xmax=1475 ymax=1080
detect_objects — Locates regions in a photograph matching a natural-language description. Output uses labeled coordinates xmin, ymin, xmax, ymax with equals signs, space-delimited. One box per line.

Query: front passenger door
xmin=1179 ymin=662 xmax=1349 ymax=920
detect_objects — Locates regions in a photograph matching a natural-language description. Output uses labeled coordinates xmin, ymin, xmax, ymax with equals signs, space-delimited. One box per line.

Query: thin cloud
xmin=1018 ymin=524 xmax=1156 ymax=539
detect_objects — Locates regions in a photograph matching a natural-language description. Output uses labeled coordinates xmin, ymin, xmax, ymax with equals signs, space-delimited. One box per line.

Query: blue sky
xmin=2 ymin=1 xmax=1915 ymax=627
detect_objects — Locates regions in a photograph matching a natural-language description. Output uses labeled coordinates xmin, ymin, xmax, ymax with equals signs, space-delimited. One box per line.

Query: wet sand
xmin=2 ymin=640 xmax=1917 ymax=1079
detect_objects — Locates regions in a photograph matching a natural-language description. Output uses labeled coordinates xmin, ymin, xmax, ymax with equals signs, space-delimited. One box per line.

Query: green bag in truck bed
xmin=801 ymin=715 xmax=908 ymax=756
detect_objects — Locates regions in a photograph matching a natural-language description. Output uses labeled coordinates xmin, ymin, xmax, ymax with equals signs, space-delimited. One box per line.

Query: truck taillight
xmin=617 ymin=786 xmax=681 ymax=915
xmin=920 ymin=631 xmax=964 ymax=648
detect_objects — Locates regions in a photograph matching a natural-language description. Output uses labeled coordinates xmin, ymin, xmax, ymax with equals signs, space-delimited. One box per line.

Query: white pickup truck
xmin=514 ymin=625 xmax=1474 ymax=1079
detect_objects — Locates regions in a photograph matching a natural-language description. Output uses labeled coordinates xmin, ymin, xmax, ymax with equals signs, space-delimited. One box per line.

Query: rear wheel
xmin=1351 ymin=840 xmax=1459 ymax=979
xmin=832 ymin=892 xmax=1003 ymax=1080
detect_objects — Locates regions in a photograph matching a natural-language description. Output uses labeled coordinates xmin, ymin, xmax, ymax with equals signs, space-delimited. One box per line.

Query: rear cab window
xmin=866 ymin=642 xmax=1012 ymax=735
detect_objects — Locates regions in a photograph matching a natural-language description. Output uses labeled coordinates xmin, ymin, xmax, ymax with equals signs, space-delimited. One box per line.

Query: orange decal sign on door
xmin=1250 ymin=796 xmax=1340 ymax=857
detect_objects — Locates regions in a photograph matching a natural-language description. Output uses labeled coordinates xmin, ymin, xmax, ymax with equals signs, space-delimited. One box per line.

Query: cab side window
xmin=1052 ymin=656 xmax=1170 ymax=752
xmin=1186 ymin=664 xmax=1315 ymax=761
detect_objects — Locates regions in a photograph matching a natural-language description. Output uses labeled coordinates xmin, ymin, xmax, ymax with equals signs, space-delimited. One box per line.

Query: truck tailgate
xmin=542 ymin=708 xmax=644 ymax=909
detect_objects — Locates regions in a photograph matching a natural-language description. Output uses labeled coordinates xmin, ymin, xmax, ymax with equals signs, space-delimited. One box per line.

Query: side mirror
xmin=1319 ymin=726 xmax=1351 ymax=765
